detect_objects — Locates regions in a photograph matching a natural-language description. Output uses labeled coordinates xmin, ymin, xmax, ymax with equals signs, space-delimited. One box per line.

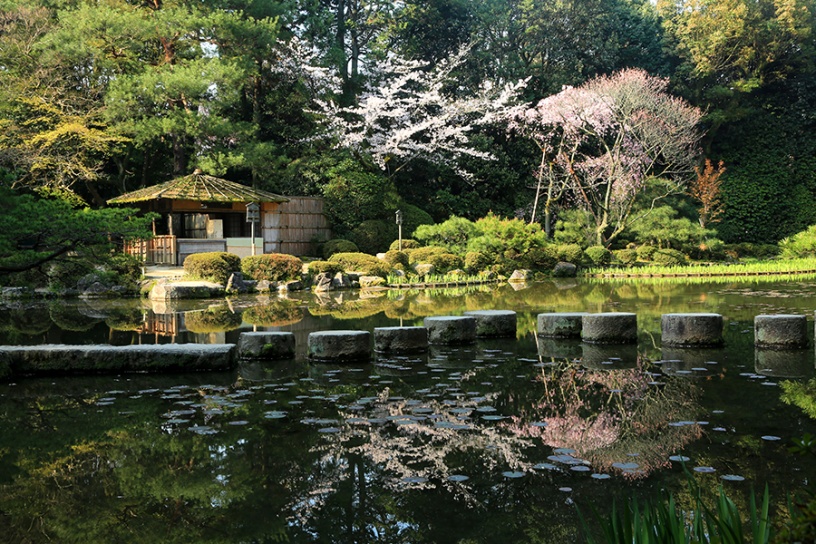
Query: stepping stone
xmin=237 ymin=332 xmax=296 ymax=360
xmin=424 ymin=316 xmax=477 ymax=345
xmin=582 ymin=313 xmax=637 ymax=344
xmin=374 ymin=327 xmax=429 ymax=354
xmin=308 ymin=330 xmax=371 ymax=362
xmin=537 ymin=312 xmax=587 ymax=338
xmin=661 ymin=313 xmax=723 ymax=347
xmin=464 ymin=310 xmax=517 ymax=338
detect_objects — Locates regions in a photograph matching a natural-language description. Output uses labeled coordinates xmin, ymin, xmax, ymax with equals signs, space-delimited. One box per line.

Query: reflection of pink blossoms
xmin=505 ymin=360 xmax=702 ymax=479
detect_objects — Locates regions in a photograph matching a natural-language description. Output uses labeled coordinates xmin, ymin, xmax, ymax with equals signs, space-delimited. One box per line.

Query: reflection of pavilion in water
xmin=136 ymin=312 xmax=182 ymax=341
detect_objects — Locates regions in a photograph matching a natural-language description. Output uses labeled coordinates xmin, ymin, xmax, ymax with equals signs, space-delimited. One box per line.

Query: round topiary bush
xmin=464 ymin=251 xmax=491 ymax=273
xmin=636 ymin=245 xmax=656 ymax=261
xmin=652 ymin=248 xmax=687 ymax=266
xmin=556 ymin=244 xmax=584 ymax=264
xmin=241 ymin=254 xmax=303 ymax=282
xmin=308 ymin=260 xmax=345 ymax=275
xmin=428 ymin=252 xmax=463 ymax=273
xmin=613 ymin=249 xmax=638 ymax=266
xmin=389 ymin=239 xmax=421 ymax=251
xmin=328 ymin=252 xmax=391 ymax=277
xmin=384 ymin=250 xmax=409 ymax=268
xmin=523 ymin=246 xmax=558 ymax=271
xmin=183 ymin=252 xmax=241 ymax=284
xmin=351 ymin=220 xmax=396 ymax=254
xmin=584 ymin=246 xmax=612 ymax=266
xmin=405 ymin=246 xmax=449 ymax=265
xmin=322 ymin=239 xmax=359 ymax=259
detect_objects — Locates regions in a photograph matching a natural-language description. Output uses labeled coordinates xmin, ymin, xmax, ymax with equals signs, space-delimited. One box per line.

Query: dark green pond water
xmin=1 ymin=279 xmax=815 ymax=543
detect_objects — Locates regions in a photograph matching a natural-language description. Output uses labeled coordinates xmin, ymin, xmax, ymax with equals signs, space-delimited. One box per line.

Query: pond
xmin=0 ymin=278 xmax=815 ymax=542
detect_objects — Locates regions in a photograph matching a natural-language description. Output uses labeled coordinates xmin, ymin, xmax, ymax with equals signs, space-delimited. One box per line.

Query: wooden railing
xmin=124 ymin=235 xmax=177 ymax=265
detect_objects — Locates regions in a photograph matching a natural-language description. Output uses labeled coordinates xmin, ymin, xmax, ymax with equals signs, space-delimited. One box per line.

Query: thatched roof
xmin=108 ymin=172 xmax=289 ymax=204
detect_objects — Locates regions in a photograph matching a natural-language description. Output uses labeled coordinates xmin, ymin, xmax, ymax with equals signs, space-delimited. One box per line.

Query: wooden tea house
xmin=108 ymin=171 xmax=330 ymax=264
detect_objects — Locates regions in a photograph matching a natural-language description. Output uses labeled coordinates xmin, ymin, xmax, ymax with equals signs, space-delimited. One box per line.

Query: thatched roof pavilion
xmin=108 ymin=171 xmax=289 ymax=205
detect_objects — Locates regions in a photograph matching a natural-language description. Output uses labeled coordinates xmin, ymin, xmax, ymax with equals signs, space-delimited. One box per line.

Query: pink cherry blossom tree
xmin=509 ymin=69 xmax=703 ymax=245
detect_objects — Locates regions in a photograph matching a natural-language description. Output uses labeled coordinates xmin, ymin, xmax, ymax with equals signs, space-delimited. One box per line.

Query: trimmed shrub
xmin=399 ymin=203 xmax=435 ymax=237
xmin=308 ymin=260 xmax=344 ymax=275
xmin=464 ymin=251 xmax=491 ymax=273
xmin=414 ymin=216 xmax=479 ymax=254
xmin=523 ymin=245 xmax=558 ymax=271
xmin=351 ymin=219 xmax=396 ymax=254
xmin=652 ymin=248 xmax=687 ymax=266
xmin=613 ymin=249 xmax=638 ymax=266
xmin=428 ymin=252 xmax=463 ymax=273
xmin=242 ymin=254 xmax=303 ymax=282
xmin=328 ymin=252 xmax=391 ymax=277
xmin=556 ymin=244 xmax=584 ymax=264
xmin=183 ymin=252 xmax=241 ymax=284
xmin=584 ymin=246 xmax=612 ymax=266
xmin=383 ymin=250 xmax=409 ymax=268
xmin=406 ymin=246 xmax=449 ymax=265
xmin=389 ymin=238 xmax=421 ymax=251
xmin=636 ymin=245 xmax=656 ymax=261
xmin=322 ymin=239 xmax=358 ymax=259
xmin=467 ymin=213 xmax=550 ymax=274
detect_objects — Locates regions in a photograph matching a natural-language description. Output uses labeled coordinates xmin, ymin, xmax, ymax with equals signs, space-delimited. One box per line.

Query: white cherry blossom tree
xmin=318 ymin=47 xmax=526 ymax=180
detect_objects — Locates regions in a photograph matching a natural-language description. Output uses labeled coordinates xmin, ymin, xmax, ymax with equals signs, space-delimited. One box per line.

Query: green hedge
xmin=389 ymin=238 xmax=421 ymax=251
xmin=584 ymin=246 xmax=612 ymax=266
xmin=308 ymin=260 xmax=345 ymax=275
xmin=183 ymin=252 xmax=241 ymax=284
xmin=322 ymin=239 xmax=358 ymax=259
xmin=652 ymin=248 xmax=687 ymax=266
xmin=241 ymin=254 xmax=303 ymax=282
xmin=328 ymin=252 xmax=391 ymax=277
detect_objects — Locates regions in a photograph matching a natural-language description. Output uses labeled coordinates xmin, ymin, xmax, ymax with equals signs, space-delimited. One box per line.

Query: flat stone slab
xmin=308 ymin=330 xmax=371 ymax=362
xmin=424 ymin=316 xmax=477 ymax=345
xmin=755 ymin=314 xmax=808 ymax=349
xmin=237 ymin=332 xmax=296 ymax=360
xmin=661 ymin=313 xmax=723 ymax=347
xmin=463 ymin=310 xmax=517 ymax=338
xmin=0 ymin=343 xmax=236 ymax=378
xmin=537 ymin=313 xmax=587 ymax=338
xmin=374 ymin=327 xmax=428 ymax=353
xmin=582 ymin=313 xmax=637 ymax=344
xmin=149 ymin=280 xmax=225 ymax=300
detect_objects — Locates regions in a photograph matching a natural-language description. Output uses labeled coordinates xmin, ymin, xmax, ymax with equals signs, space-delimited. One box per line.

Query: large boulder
xmin=149 ymin=279 xmax=225 ymax=300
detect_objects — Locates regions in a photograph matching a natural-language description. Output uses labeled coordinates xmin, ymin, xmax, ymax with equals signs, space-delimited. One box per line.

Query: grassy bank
xmin=584 ymin=258 xmax=816 ymax=280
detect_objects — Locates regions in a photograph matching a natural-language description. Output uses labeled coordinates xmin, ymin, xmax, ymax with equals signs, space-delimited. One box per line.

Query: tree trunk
xmin=172 ymin=134 xmax=186 ymax=174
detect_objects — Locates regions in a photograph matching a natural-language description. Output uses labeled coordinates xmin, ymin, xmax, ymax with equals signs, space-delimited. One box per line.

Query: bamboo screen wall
xmin=263 ymin=196 xmax=331 ymax=256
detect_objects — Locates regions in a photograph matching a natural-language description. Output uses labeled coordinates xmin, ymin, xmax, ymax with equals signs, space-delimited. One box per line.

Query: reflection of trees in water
xmin=284 ymin=385 xmax=536 ymax=539
xmin=49 ymin=304 xmax=102 ymax=332
xmin=183 ymin=304 xmax=242 ymax=333
xmin=0 ymin=305 xmax=52 ymax=336
xmin=505 ymin=360 xmax=702 ymax=478
xmin=242 ymin=298 xmax=303 ymax=326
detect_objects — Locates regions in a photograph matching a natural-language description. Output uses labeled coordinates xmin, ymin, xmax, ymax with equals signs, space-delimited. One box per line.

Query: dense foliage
xmin=2 ymin=0 xmax=816 ymax=258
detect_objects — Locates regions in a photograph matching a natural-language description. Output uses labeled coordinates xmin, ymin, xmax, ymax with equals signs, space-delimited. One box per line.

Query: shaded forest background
xmin=2 ymin=0 xmax=816 ymax=248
